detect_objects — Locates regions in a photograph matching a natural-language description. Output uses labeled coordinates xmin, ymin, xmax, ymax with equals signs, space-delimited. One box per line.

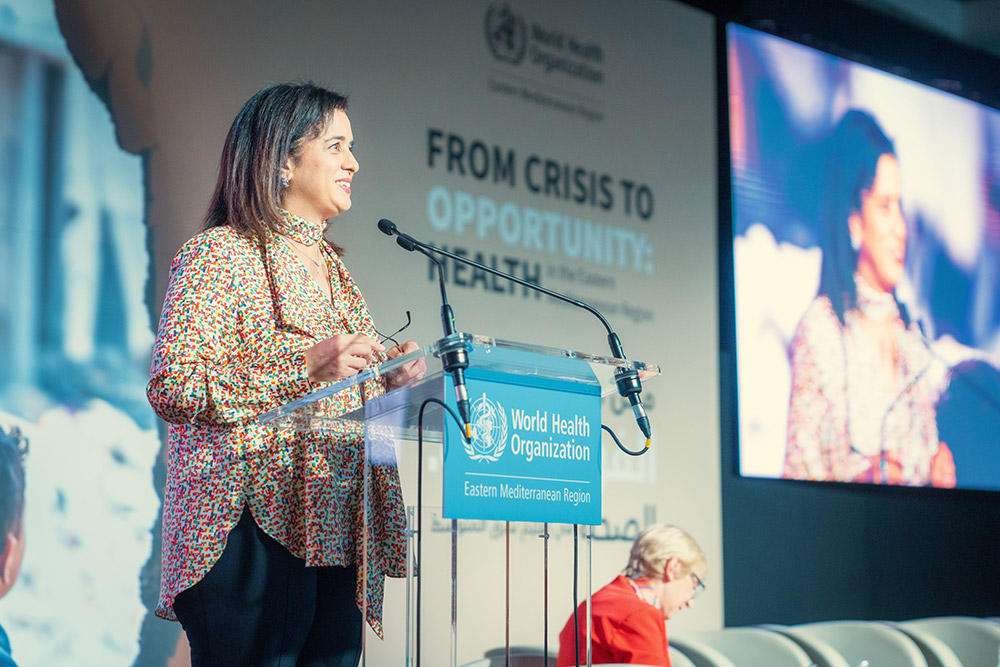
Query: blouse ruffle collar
xmin=854 ymin=274 xmax=898 ymax=322
xmin=278 ymin=209 xmax=324 ymax=246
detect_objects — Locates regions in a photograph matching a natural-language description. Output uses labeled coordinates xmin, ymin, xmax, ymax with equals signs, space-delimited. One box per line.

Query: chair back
xmin=667 ymin=634 xmax=743 ymax=667
xmin=481 ymin=644 xmax=556 ymax=667
xmin=669 ymin=645 xmax=698 ymax=667
xmin=780 ymin=621 xmax=927 ymax=667
xmin=759 ymin=624 xmax=852 ymax=667
xmin=673 ymin=627 xmax=813 ymax=667
xmin=900 ymin=616 xmax=1000 ymax=667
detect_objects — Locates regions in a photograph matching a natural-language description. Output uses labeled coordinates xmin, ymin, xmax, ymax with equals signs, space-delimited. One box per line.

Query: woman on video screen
xmin=783 ymin=109 xmax=955 ymax=487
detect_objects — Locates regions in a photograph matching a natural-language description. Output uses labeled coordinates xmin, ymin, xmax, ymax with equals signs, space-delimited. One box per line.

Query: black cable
xmin=601 ymin=423 xmax=648 ymax=456
xmin=415 ymin=396 xmax=470 ymax=667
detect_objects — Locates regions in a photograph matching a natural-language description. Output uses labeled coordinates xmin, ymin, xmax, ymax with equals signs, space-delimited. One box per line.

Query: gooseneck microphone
xmin=607 ymin=334 xmax=652 ymax=444
xmin=376 ymin=218 xmax=652 ymax=449
xmin=378 ymin=219 xmax=473 ymax=438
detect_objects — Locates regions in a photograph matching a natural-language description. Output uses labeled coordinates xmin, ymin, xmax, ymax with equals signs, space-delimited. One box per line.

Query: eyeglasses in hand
xmin=374 ymin=310 xmax=412 ymax=347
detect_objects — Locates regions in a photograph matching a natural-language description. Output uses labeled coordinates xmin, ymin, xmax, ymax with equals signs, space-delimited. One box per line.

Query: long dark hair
xmin=204 ymin=82 xmax=349 ymax=247
xmin=816 ymin=109 xmax=897 ymax=323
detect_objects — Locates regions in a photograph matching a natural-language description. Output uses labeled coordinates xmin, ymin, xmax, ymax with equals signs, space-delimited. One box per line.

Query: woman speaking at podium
xmin=782 ymin=109 xmax=954 ymax=487
xmin=147 ymin=82 xmax=422 ymax=667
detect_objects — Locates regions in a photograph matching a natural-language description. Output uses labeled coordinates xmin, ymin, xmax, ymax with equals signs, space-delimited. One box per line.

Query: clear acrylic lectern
xmin=259 ymin=333 xmax=659 ymax=667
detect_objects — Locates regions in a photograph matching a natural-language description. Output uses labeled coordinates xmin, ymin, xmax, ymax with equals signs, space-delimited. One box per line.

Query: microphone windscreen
xmin=396 ymin=235 xmax=418 ymax=251
xmin=377 ymin=218 xmax=397 ymax=235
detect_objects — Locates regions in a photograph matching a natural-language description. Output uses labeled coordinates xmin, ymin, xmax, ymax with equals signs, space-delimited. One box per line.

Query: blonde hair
xmin=624 ymin=524 xmax=706 ymax=580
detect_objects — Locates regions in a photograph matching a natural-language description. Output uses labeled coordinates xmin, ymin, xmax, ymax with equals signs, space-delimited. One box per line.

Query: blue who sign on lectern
xmin=441 ymin=348 xmax=602 ymax=525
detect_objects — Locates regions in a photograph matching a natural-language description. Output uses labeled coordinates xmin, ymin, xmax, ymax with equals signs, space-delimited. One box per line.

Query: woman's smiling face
xmin=851 ymin=153 xmax=907 ymax=293
xmin=281 ymin=109 xmax=359 ymax=222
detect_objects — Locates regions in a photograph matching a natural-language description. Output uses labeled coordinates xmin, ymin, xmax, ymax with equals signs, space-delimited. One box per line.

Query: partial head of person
xmin=0 ymin=426 xmax=27 ymax=599
xmin=623 ymin=523 xmax=706 ymax=619
xmin=205 ymin=81 xmax=358 ymax=247
xmin=818 ymin=109 xmax=906 ymax=321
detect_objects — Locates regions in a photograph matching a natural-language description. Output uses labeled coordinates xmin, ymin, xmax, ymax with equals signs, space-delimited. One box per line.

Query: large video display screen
xmin=728 ymin=23 xmax=1000 ymax=490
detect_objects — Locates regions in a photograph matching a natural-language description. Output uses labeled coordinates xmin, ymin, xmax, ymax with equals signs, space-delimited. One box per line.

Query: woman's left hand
xmin=930 ymin=442 xmax=957 ymax=488
xmin=384 ymin=340 xmax=426 ymax=390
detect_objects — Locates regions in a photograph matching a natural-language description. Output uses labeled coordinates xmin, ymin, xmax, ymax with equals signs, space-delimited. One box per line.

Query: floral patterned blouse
xmin=147 ymin=219 xmax=406 ymax=636
xmin=783 ymin=284 xmax=946 ymax=485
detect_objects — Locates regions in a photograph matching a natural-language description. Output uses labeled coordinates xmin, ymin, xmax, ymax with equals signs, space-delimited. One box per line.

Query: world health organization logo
xmin=464 ymin=393 xmax=508 ymax=462
xmin=484 ymin=3 xmax=526 ymax=65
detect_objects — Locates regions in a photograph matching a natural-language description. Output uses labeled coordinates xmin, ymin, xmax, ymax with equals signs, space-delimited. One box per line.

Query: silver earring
xmin=280 ymin=176 xmax=290 ymax=189
xmin=850 ymin=235 xmax=861 ymax=251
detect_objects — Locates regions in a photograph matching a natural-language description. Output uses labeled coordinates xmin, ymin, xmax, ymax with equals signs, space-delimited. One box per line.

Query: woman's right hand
xmin=304 ymin=334 xmax=385 ymax=383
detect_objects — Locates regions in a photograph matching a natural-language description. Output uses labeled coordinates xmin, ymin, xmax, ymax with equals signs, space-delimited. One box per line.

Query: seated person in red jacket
xmin=557 ymin=524 xmax=706 ymax=666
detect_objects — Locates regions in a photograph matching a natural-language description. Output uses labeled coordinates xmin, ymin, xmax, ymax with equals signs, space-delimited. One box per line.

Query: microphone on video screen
xmin=378 ymin=219 xmax=472 ymax=438
xmin=376 ymin=218 xmax=653 ymax=448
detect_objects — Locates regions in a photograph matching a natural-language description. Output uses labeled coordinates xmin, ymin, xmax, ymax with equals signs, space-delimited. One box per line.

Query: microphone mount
xmin=376 ymin=218 xmax=652 ymax=448
xmin=379 ymin=219 xmax=473 ymax=438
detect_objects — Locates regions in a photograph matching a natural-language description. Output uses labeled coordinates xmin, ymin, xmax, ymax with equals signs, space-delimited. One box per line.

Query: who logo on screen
xmin=464 ymin=393 xmax=508 ymax=462
xmin=484 ymin=3 xmax=526 ymax=65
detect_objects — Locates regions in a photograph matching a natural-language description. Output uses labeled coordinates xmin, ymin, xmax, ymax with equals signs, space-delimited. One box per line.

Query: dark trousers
xmin=173 ymin=507 xmax=363 ymax=667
